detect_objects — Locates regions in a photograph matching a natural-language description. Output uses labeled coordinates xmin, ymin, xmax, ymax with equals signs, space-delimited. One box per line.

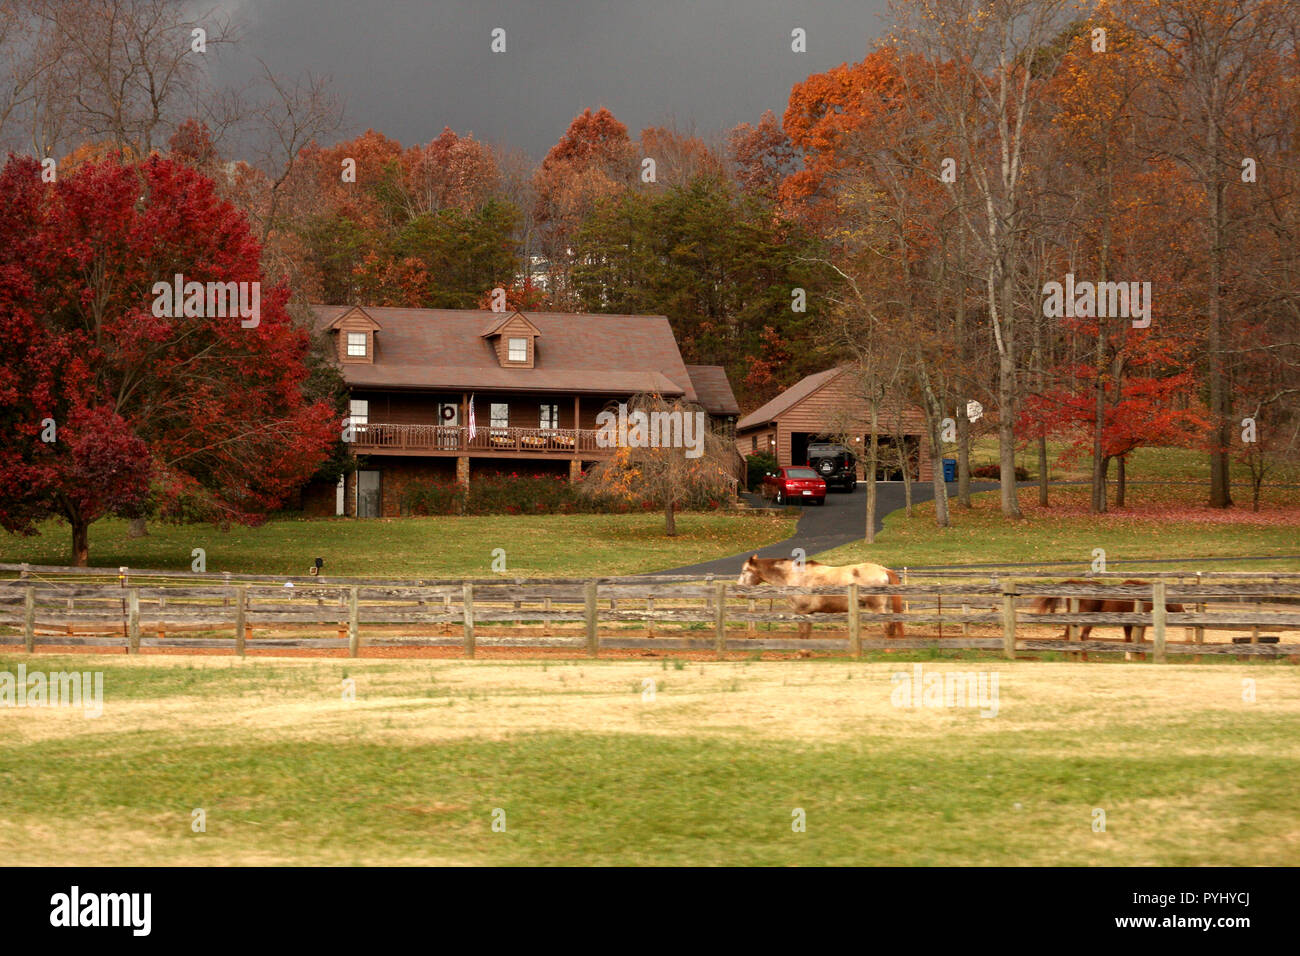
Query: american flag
xmin=467 ymin=394 xmax=477 ymax=440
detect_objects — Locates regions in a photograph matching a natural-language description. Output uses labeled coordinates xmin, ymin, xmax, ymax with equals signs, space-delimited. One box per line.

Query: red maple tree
xmin=0 ymin=154 xmax=338 ymax=564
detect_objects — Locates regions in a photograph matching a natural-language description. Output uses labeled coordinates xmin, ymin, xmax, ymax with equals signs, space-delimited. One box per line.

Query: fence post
xmin=747 ymin=597 xmax=756 ymax=635
xmin=1001 ymin=579 xmax=1017 ymax=660
xmin=1067 ymin=596 xmax=1080 ymax=661
xmin=960 ymin=602 xmax=970 ymax=638
xmin=234 ymin=587 xmax=247 ymax=657
xmin=848 ymin=583 xmax=861 ymax=658
xmin=1192 ymin=571 xmax=1205 ymax=649
xmin=584 ymin=580 xmax=598 ymax=657
xmin=348 ymin=586 xmax=360 ymax=658
xmin=127 ymin=588 xmax=140 ymax=654
xmin=1128 ymin=593 xmax=1144 ymax=662
xmin=1152 ymin=580 xmax=1167 ymax=664
xmin=23 ymin=586 xmax=35 ymax=653
xmin=462 ymin=583 xmax=475 ymax=658
xmin=714 ymin=580 xmax=726 ymax=658
xmin=644 ymin=596 xmax=653 ymax=638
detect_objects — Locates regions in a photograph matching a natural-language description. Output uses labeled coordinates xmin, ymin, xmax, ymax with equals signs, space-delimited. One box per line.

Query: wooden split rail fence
xmin=1 ymin=563 xmax=1298 ymax=661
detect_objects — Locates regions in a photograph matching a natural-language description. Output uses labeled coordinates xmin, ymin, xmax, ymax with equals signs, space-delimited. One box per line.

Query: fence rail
xmin=1 ymin=564 xmax=1297 ymax=661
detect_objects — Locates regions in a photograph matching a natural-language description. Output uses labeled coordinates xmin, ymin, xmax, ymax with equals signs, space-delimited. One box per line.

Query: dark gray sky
xmin=217 ymin=0 xmax=889 ymax=158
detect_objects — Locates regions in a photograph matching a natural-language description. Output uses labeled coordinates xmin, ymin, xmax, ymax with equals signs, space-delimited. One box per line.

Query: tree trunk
xmin=898 ymin=436 xmax=913 ymax=517
xmin=930 ymin=434 xmax=950 ymax=528
xmin=1038 ymin=435 xmax=1049 ymax=507
xmin=127 ymin=517 xmax=148 ymax=538
xmin=919 ymin=377 xmax=951 ymax=529
xmin=865 ymin=400 xmax=879 ymax=543
xmin=1091 ymin=280 xmax=1109 ymax=513
xmin=998 ymin=344 xmax=1021 ymax=518
xmin=72 ymin=519 xmax=90 ymax=567
xmin=1206 ymin=94 xmax=1233 ymax=509
xmin=1032 ymin=292 xmax=1048 ymax=508
xmin=664 ymin=497 xmax=676 ymax=537
xmin=995 ymin=254 xmax=1021 ymax=519
xmin=954 ymin=227 xmax=972 ymax=510
xmin=956 ymin=402 xmax=972 ymax=508
xmin=1116 ymin=455 xmax=1127 ymax=508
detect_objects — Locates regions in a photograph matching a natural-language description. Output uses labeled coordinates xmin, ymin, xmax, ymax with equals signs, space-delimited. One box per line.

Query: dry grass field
xmin=2 ymin=653 xmax=1297 ymax=866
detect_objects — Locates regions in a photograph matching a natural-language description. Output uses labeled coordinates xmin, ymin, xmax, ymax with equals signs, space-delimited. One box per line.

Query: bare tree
xmin=247 ymin=62 xmax=345 ymax=249
xmin=892 ymin=0 xmax=1075 ymax=518
xmin=25 ymin=0 xmax=236 ymax=157
xmin=1119 ymin=0 xmax=1298 ymax=507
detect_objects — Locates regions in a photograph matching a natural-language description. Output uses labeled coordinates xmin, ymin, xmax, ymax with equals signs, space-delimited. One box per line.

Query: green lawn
xmin=819 ymin=483 xmax=1300 ymax=571
xmin=2 ymin=655 xmax=1295 ymax=866
xmin=0 ymin=512 xmax=796 ymax=578
xmin=967 ymin=437 xmax=1300 ymax=485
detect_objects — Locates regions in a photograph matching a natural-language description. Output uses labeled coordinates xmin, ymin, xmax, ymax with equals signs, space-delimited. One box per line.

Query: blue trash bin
xmin=942 ymin=458 xmax=957 ymax=482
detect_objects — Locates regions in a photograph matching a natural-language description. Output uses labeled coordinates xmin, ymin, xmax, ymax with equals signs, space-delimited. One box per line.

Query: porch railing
xmin=352 ymin=423 xmax=607 ymax=455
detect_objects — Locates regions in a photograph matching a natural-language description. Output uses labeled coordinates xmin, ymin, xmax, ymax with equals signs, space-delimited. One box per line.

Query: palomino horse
xmin=736 ymin=555 xmax=905 ymax=638
xmin=1032 ymin=579 xmax=1185 ymax=649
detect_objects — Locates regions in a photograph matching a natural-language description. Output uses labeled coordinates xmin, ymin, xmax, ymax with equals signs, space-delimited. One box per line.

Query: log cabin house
xmin=735 ymin=364 xmax=933 ymax=482
xmin=305 ymin=305 xmax=741 ymax=517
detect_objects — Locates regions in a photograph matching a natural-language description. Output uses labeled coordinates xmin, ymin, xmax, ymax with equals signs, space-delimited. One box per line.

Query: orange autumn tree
xmin=581 ymin=394 xmax=738 ymax=536
xmin=781 ymin=47 xmax=911 ymax=227
xmin=533 ymin=107 xmax=637 ymax=307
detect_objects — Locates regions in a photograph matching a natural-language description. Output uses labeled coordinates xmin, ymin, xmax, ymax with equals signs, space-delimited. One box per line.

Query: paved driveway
xmin=649 ymin=481 xmax=997 ymax=577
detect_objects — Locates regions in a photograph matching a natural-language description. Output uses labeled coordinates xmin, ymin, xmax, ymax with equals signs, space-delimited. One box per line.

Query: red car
xmin=761 ymin=466 xmax=826 ymax=506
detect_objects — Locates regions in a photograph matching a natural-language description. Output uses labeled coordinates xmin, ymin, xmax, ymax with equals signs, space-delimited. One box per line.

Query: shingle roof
xmin=685 ymin=365 xmax=741 ymax=416
xmin=311 ymin=305 xmax=698 ymax=400
xmin=736 ymin=365 xmax=850 ymax=431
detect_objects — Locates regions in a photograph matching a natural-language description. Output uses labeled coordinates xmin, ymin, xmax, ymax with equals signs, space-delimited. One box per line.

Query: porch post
xmin=459 ymin=390 xmax=470 ymax=488
xmin=571 ymin=394 xmax=581 ymax=483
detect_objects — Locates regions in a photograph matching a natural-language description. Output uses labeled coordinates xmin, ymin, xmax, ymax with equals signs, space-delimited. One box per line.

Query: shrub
xmin=402 ymin=481 xmax=464 ymax=516
xmin=398 ymin=473 xmax=700 ymax=516
xmin=971 ymin=463 xmax=1030 ymax=481
xmin=745 ymin=453 xmax=779 ymax=491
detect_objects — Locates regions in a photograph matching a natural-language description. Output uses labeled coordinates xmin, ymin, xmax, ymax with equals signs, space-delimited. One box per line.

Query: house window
xmin=751 ymin=436 xmax=758 ymax=453
xmin=508 ymin=338 xmax=528 ymax=362
xmin=540 ymin=404 xmax=559 ymax=430
xmin=346 ymin=332 xmax=367 ymax=357
xmin=349 ymin=399 xmax=368 ymax=427
xmin=490 ymin=403 xmax=510 ymax=429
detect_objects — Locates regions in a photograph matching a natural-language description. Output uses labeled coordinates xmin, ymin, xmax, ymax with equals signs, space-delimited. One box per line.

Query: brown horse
xmin=1033 ymin=579 xmax=1185 ymax=643
xmin=737 ymin=555 xmax=905 ymax=638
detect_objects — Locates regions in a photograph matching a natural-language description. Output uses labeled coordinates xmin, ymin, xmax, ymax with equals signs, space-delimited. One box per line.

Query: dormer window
xmin=481 ymin=311 xmax=541 ymax=369
xmin=329 ymin=306 xmax=382 ymax=365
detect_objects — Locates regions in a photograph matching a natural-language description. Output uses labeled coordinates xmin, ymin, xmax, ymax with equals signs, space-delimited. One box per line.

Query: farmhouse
xmin=306 ymin=305 xmax=740 ymax=517
xmin=735 ymin=364 xmax=933 ymax=482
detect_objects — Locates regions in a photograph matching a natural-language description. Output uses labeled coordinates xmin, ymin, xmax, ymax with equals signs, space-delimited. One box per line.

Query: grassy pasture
xmin=821 ymin=484 xmax=1300 ymax=570
xmin=0 ymin=511 xmax=797 ymax=578
xmin=2 ymin=653 xmax=1297 ymax=866
xmin=965 ymin=438 xmax=1300 ymax=485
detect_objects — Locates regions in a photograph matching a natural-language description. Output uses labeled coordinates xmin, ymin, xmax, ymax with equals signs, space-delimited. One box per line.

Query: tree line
xmin=1 ymin=0 xmax=1296 ymax=567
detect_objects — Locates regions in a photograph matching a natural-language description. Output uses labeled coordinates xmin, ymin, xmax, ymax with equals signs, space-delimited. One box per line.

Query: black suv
xmin=806 ymin=442 xmax=858 ymax=492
